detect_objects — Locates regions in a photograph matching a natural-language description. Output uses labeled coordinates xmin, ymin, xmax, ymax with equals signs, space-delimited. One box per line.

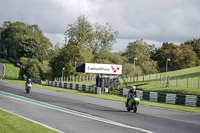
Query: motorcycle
xmin=125 ymin=95 xmax=140 ymax=113
xmin=25 ymin=83 xmax=32 ymax=93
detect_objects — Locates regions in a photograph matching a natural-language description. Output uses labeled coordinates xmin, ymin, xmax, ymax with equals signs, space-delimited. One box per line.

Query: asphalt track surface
xmin=0 ymin=62 xmax=200 ymax=133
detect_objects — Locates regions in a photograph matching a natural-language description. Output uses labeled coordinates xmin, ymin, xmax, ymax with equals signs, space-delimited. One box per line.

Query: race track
xmin=0 ymin=62 xmax=200 ymax=133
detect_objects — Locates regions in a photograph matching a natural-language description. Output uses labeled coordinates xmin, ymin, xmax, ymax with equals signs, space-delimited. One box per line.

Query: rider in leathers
xmin=126 ymin=86 xmax=137 ymax=107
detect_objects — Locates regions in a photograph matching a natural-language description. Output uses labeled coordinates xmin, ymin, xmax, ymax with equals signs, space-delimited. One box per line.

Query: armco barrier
xmin=32 ymin=78 xmax=41 ymax=84
xmin=46 ymin=80 xmax=101 ymax=94
xmin=120 ymin=88 xmax=200 ymax=107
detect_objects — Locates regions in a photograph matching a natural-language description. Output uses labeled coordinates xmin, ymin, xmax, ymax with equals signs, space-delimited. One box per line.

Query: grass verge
xmin=0 ymin=109 xmax=58 ymax=133
xmin=0 ymin=58 xmax=21 ymax=80
xmin=132 ymin=81 xmax=200 ymax=95
xmin=5 ymin=79 xmax=200 ymax=114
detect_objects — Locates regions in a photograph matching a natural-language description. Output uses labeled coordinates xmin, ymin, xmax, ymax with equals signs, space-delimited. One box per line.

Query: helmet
xmin=131 ymin=86 xmax=136 ymax=91
xmin=28 ymin=79 xmax=31 ymax=82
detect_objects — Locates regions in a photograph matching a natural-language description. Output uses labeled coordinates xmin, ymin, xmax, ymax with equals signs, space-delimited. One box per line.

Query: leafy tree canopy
xmin=123 ymin=39 xmax=151 ymax=65
xmin=0 ymin=21 xmax=52 ymax=61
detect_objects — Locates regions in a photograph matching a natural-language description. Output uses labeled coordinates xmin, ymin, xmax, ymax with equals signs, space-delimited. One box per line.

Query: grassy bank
xmin=0 ymin=58 xmax=21 ymax=80
xmin=120 ymin=66 xmax=200 ymax=95
xmin=0 ymin=109 xmax=58 ymax=133
xmin=132 ymin=81 xmax=200 ymax=95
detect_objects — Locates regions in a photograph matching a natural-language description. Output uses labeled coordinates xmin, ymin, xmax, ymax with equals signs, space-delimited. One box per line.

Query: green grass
xmin=120 ymin=66 xmax=200 ymax=95
xmin=0 ymin=58 xmax=21 ymax=80
xmin=131 ymin=81 xmax=200 ymax=95
xmin=0 ymin=109 xmax=58 ymax=133
xmin=5 ymin=79 xmax=200 ymax=114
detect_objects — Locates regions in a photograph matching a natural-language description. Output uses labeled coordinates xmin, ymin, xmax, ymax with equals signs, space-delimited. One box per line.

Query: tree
xmin=151 ymin=42 xmax=178 ymax=71
xmin=95 ymin=52 xmax=126 ymax=64
xmin=49 ymin=44 xmax=93 ymax=78
xmin=173 ymin=45 xmax=197 ymax=69
xmin=0 ymin=21 xmax=52 ymax=61
xmin=183 ymin=38 xmax=200 ymax=57
xmin=64 ymin=15 xmax=118 ymax=62
xmin=50 ymin=15 xmax=118 ymax=77
xmin=123 ymin=40 xmax=151 ymax=65
xmin=90 ymin=23 xmax=118 ymax=61
xmin=140 ymin=60 xmax=158 ymax=74
xmin=122 ymin=63 xmax=142 ymax=77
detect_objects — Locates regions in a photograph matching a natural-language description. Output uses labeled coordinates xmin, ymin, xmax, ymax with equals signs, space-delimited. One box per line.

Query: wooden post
xmin=187 ymin=77 xmax=188 ymax=88
xmin=168 ymin=76 xmax=170 ymax=88
xmin=143 ymin=74 xmax=144 ymax=81
xmin=150 ymin=74 xmax=151 ymax=82
xmin=163 ymin=76 xmax=165 ymax=86
xmin=156 ymin=74 xmax=157 ymax=82
xmin=198 ymin=77 xmax=200 ymax=89
xmin=160 ymin=74 xmax=161 ymax=84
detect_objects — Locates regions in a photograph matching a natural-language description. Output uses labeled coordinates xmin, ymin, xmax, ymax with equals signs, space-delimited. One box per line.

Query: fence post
xmin=143 ymin=74 xmax=144 ymax=81
xmin=163 ymin=76 xmax=165 ymax=86
xmin=176 ymin=77 xmax=178 ymax=88
xmin=198 ymin=77 xmax=200 ymax=89
xmin=160 ymin=74 xmax=161 ymax=84
xmin=166 ymin=76 xmax=170 ymax=88
xmin=187 ymin=77 xmax=188 ymax=88
xmin=156 ymin=74 xmax=157 ymax=82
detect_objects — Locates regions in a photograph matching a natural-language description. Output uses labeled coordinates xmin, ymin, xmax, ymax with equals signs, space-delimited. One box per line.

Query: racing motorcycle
xmin=125 ymin=95 xmax=140 ymax=113
xmin=25 ymin=83 xmax=32 ymax=93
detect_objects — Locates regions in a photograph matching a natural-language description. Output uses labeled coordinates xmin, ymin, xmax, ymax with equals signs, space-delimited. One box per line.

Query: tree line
xmin=0 ymin=15 xmax=200 ymax=80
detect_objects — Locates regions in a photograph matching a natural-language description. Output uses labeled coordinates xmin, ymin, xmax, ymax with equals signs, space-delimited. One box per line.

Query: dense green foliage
xmin=0 ymin=21 xmax=52 ymax=79
xmin=151 ymin=41 xmax=200 ymax=72
xmin=50 ymin=15 xmax=118 ymax=77
xmin=0 ymin=21 xmax=52 ymax=60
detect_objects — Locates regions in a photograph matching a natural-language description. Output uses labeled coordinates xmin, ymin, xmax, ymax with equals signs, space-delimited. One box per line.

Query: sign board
xmin=85 ymin=63 xmax=122 ymax=75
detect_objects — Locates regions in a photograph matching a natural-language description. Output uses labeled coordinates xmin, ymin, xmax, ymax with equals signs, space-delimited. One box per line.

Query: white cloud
xmin=0 ymin=0 xmax=200 ymax=51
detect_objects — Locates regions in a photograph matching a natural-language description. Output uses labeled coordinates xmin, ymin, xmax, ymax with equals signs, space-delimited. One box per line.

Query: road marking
xmin=0 ymin=107 xmax=64 ymax=133
xmin=0 ymin=90 xmax=155 ymax=133
xmin=0 ymin=63 xmax=5 ymax=80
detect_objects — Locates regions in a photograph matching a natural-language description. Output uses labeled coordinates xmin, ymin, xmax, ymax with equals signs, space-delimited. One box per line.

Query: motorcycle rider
xmin=25 ymin=78 xmax=32 ymax=86
xmin=126 ymin=85 xmax=137 ymax=107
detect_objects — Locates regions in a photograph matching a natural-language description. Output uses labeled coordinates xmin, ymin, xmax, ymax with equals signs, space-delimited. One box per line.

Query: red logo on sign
xmin=111 ymin=66 xmax=120 ymax=73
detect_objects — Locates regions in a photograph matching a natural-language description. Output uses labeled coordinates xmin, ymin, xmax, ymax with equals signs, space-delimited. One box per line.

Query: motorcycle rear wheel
xmin=127 ymin=107 xmax=131 ymax=112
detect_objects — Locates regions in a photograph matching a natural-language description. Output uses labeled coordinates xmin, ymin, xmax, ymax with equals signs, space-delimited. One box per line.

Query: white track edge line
xmin=1 ymin=63 xmax=5 ymax=80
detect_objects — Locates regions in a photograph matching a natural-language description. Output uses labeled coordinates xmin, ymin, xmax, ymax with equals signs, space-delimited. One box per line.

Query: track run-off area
xmin=0 ymin=62 xmax=200 ymax=133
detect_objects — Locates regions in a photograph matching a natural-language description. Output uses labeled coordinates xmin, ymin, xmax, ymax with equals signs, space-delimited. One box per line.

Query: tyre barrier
xmin=120 ymin=88 xmax=200 ymax=107
xmin=46 ymin=80 xmax=101 ymax=94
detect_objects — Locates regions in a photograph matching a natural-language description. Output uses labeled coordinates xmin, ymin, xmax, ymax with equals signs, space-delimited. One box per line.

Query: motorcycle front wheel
xmin=133 ymin=103 xmax=137 ymax=113
xmin=26 ymin=88 xmax=30 ymax=93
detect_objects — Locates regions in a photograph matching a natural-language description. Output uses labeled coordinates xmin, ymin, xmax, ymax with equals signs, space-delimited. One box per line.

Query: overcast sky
xmin=0 ymin=0 xmax=200 ymax=52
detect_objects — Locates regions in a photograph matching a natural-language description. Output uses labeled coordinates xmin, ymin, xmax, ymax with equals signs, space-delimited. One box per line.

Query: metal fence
xmin=54 ymin=75 xmax=96 ymax=82
xmin=121 ymin=74 xmax=200 ymax=89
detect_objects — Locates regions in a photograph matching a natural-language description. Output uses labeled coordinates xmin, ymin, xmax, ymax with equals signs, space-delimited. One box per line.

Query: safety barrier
xmin=46 ymin=80 xmax=101 ymax=94
xmin=120 ymin=88 xmax=200 ymax=107
xmin=32 ymin=78 xmax=42 ymax=84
